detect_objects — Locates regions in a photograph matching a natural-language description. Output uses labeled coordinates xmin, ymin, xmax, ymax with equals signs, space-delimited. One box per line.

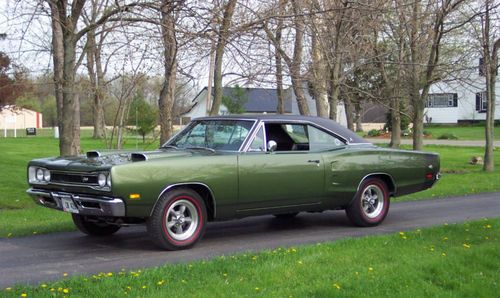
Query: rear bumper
xmin=27 ymin=188 xmax=125 ymax=217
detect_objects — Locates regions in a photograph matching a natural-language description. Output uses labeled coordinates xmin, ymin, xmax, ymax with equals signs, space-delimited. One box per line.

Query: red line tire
xmin=346 ymin=178 xmax=390 ymax=227
xmin=147 ymin=188 xmax=207 ymax=250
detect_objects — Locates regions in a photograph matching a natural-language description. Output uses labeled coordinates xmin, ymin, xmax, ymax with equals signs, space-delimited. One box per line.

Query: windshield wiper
xmin=161 ymin=145 xmax=178 ymax=149
xmin=185 ymin=146 xmax=216 ymax=153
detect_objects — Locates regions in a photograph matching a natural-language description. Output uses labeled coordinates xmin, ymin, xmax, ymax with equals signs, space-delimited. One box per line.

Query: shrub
xmin=437 ymin=133 xmax=458 ymax=140
xmin=367 ymin=129 xmax=382 ymax=137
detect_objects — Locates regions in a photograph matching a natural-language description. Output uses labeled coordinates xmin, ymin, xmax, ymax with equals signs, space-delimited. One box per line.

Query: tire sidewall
xmin=356 ymin=179 xmax=390 ymax=225
xmin=155 ymin=189 xmax=207 ymax=249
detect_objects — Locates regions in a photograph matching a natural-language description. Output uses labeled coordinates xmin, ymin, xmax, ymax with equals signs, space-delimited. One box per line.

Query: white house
xmin=425 ymin=72 xmax=500 ymax=124
xmin=0 ymin=105 xmax=43 ymax=129
xmin=182 ymin=86 xmax=348 ymax=126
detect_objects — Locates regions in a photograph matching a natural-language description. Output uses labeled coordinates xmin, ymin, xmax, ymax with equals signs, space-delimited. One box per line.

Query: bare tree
xmin=479 ymin=0 xmax=499 ymax=172
xmin=209 ymin=0 xmax=238 ymax=116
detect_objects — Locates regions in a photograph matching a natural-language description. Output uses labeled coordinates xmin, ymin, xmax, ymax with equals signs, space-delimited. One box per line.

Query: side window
xmin=308 ymin=125 xmax=344 ymax=151
xmin=248 ymin=126 xmax=265 ymax=152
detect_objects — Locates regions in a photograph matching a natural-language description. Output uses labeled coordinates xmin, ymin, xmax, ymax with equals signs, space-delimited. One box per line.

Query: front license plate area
xmin=61 ymin=197 xmax=79 ymax=213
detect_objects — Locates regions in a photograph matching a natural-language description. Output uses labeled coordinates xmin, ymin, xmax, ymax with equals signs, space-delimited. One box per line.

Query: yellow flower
xmin=188 ymin=264 xmax=193 ymax=268
xmin=333 ymin=283 xmax=341 ymax=290
xmin=255 ymin=287 xmax=260 ymax=291
xmin=142 ymin=285 xmax=147 ymax=289
xmin=50 ymin=288 xmax=55 ymax=292
xmin=63 ymin=272 xmax=68 ymax=277
xmin=441 ymin=252 xmax=446 ymax=256
xmin=157 ymin=280 xmax=165 ymax=286
xmin=252 ymin=256 xmax=257 ymax=261
xmin=368 ymin=267 xmax=373 ymax=272
xmin=126 ymin=286 xmax=131 ymax=290
xmin=399 ymin=232 xmax=405 ymax=236
xmin=63 ymin=288 xmax=69 ymax=294
xmin=223 ymin=273 xmax=228 ymax=277
xmin=41 ymin=284 xmax=47 ymax=288
xmin=402 ymin=236 xmax=407 ymax=240
xmin=442 ymin=237 xmax=448 ymax=241
xmin=484 ymin=224 xmax=492 ymax=229
xmin=298 ymin=260 xmax=303 ymax=265
xmin=21 ymin=293 xmax=27 ymax=297
xmin=463 ymin=243 xmax=471 ymax=249
xmin=107 ymin=272 xmax=113 ymax=277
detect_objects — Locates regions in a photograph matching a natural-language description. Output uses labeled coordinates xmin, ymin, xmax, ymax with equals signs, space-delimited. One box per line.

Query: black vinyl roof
xmin=194 ymin=114 xmax=368 ymax=144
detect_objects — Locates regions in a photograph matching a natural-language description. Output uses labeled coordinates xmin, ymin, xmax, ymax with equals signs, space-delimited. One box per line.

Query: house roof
xmin=191 ymin=86 xmax=293 ymax=114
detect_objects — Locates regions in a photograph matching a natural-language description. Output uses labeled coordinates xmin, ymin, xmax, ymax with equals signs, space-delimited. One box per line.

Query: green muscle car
xmin=27 ymin=115 xmax=440 ymax=250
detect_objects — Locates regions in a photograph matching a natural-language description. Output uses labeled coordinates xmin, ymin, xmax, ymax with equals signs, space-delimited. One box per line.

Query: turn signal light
xmin=129 ymin=194 xmax=141 ymax=200
xmin=425 ymin=173 xmax=434 ymax=180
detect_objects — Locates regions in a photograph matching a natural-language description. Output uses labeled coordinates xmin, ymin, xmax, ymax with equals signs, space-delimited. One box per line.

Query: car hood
xmin=29 ymin=149 xmax=195 ymax=172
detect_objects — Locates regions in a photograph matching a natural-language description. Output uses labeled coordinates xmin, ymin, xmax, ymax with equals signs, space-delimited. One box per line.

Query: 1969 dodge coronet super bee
xmin=27 ymin=115 xmax=440 ymax=250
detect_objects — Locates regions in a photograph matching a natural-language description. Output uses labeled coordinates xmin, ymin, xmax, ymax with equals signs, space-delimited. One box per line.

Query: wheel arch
xmin=356 ymin=173 xmax=396 ymax=197
xmin=151 ymin=182 xmax=216 ymax=221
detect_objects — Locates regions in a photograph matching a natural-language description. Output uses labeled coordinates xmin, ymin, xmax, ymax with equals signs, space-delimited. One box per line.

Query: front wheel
xmin=72 ymin=214 xmax=121 ymax=236
xmin=147 ymin=188 xmax=207 ymax=250
xmin=346 ymin=178 xmax=390 ymax=227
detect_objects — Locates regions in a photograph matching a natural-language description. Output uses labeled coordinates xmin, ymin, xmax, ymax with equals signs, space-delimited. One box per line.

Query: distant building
xmin=425 ymin=64 xmax=500 ymax=124
xmin=0 ymin=106 xmax=43 ymax=129
xmin=182 ymin=86 xmax=347 ymax=126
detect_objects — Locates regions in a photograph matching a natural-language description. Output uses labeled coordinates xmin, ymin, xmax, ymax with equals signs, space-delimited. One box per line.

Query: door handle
xmin=307 ymin=159 xmax=320 ymax=165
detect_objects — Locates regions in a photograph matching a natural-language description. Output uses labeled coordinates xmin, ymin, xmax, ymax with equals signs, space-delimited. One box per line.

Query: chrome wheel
xmin=361 ymin=184 xmax=384 ymax=219
xmin=164 ymin=199 xmax=199 ymax=241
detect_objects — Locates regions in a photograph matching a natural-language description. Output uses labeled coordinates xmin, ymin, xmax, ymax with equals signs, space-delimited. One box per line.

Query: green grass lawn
xmin=423 ymin=124 xmax=500 ymax=140
xmin=3 ymin=217 xmax=499 ymax=297
xmin=1 ymin=133 xmax=499 ymax=238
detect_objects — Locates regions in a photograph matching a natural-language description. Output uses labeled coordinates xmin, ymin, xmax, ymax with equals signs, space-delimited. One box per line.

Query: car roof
xmin=194 ymin=114 xmax=369 ymax=144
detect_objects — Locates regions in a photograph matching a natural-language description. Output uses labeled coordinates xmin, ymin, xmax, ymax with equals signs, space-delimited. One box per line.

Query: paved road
xmin=365 ymin=138 xmax=499 ymax=147
xmin=1 ymin=192 xmax=499 ymax=288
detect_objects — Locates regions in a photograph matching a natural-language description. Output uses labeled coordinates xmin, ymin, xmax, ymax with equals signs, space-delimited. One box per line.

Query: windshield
xmin=163 ymin=120 xmax=255 ymax=151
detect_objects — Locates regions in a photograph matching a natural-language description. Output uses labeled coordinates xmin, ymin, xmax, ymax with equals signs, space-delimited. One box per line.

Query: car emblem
xmin=82 ymin=176 xmax=89 ymax=182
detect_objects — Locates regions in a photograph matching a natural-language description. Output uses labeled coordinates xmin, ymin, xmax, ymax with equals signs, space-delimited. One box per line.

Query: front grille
xmin=51 ymin=172 xmax=99 ymax=186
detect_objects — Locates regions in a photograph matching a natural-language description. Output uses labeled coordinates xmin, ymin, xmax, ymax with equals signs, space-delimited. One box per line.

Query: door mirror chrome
xmin=267 ymin=140 xmax=277 ymax=152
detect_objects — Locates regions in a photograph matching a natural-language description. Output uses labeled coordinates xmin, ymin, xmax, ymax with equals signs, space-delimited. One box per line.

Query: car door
xmin=237 ymin=122 xmax=325 ymax=214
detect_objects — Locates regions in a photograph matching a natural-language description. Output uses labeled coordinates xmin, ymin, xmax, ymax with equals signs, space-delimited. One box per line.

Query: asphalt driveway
xmin=1 ymin=192 xmax=499 ymax=288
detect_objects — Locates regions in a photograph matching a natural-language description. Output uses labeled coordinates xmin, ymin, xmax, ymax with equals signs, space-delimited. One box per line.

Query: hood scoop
xmin=131 ymin=153 xmax=147 ymax=162
xmin=86 ymin=150 xmax=101 ymax=158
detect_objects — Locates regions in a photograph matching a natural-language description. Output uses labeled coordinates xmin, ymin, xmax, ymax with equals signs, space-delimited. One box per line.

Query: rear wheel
xmin=72 ymin=214 xmax=121 ymax=236
xmin=346 ymin=178 xmax=390 ymax=227
xmin=147 ymin=188 xmax=207 ymax=250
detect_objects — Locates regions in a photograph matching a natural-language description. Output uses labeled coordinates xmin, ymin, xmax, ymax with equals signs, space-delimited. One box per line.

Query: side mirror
xmin=267 ymin=140 xmax=277 ymax=152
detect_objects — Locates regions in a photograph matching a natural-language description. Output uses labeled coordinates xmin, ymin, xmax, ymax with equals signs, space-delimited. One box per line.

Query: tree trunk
xmin=328 ymin=64 xmax=340 ymax=121
xmin=389 ymin=97 xmax=401 ymax=148
xmin=354 ymin=101 xmax=363 ymax=132
xmin=158 ymin=1 xmax=178 ymax=144
xmin=311 ymin=29 xmax=328 ymax=118
xmin=86 ymin=29 xmax=106 ymax=139
xmin=209 ymin=0 xmax=237 ymax=116
xmin=275 ymin=0 xmax=286 ymax=114
xmin=344 ymin=97 xmax=355 ymax=131
xmin=289 ymin=0 xmax=309 ymax=116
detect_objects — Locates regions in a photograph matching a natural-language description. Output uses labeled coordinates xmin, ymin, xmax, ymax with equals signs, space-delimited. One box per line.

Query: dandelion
xmin=223 ymin=273 xmax=228 ymax=277
xmin=181 ymin=279 xmax=187 ymax=283
xmin=368 ymin=267 xmax=373 ymax=272
xmin=188 ymin=264 xmax=193 ymax=268
xmin=399 ymin=232 xmax=405 ymax=236
xmin=126 ymin=286 xmax=131 ymax=290
xmin=157 ymin=280 xmax=165 ymax=286
xmin=63 ymin=288 xmax=69 ymax=294
xmin=21 ymin=293 xmax=27 ymax=297
xmin=463 ymin=243 xmax=471 ymax=249
xmin=107 ymin=272 xmax=113 ymax=277
xmin=142 ymin=285 xmax=147 ymax=289
xmin=333 ymin=283 xmax=341 ymax=290
xmin=402 ymin=236 xmax=407 ymax=240
xmin=441 ymin=252 xmax=446 ymax=257
xmin=50 ymin=288 xmax=55 ymax=292
xmin=41 ymin=284 xmax=47 ymax=288
xmin=252 ymin=256 xmax=258 ymax=261
xmin=255 ymin=287 xmax=260 ymax=291
xmin=298 ymin=260 xmax=303 ymax=265
xmin=63 ymin=272 xmax=68 ymax=277
xmin=484 ymin=224 xmax=492 ymax=229
xmin=442 ymin=237 xmax=448 ymax=241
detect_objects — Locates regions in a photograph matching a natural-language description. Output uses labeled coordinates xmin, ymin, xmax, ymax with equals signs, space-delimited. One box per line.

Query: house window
xmin=476 ymin=91 xmax=487 ymax=113
xmin=426 ymin=93 xmax=458 ymax=108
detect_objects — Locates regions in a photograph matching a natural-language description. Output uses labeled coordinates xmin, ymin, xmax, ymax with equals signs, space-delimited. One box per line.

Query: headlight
xmin=43 ymin=169 xmax=51 ymax=182
xmin=106 ymin=174 xmax=112 ymax=187
xmin=36 ymin=168 xmax=44 ymax=181
xmin=98 ymin=173 xmax=107 ymax=187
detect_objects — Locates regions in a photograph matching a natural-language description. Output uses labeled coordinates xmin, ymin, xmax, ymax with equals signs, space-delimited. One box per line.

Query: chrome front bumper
xmin=27 ymin=188 xmax=125 ymax=217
